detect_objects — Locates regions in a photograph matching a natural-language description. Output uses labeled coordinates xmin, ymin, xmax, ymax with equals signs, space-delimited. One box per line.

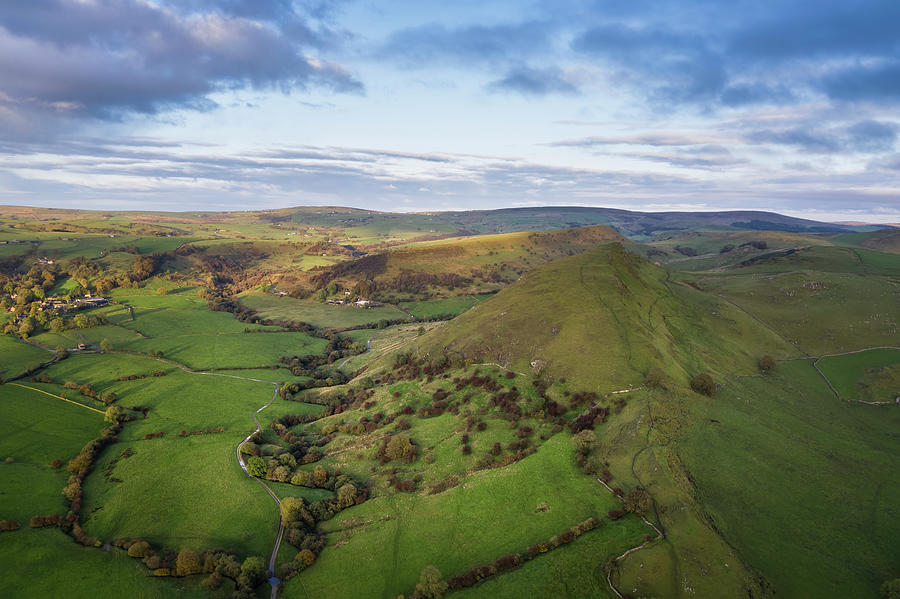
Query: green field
xmin=1 ymin=206 xmax=898 ymax=599
xmin=239 ymin=292 xmax=410 ymax=329
xmin=0 ymin=383 xmax=103 ymax=522
xmin=286 ymin=434 xmax=648 ymax=599
xmin=82 ymin=434 xmax=280 ymax=557
xmin=817 ymin=348 xmax=900 ymax=401
xmin=398 ymin=293 xmax=494 ymax=319
xmin=0 ymin=336 xmax=54 ymax=380
xmin=0 ymin=528 xmax=208 ymax=599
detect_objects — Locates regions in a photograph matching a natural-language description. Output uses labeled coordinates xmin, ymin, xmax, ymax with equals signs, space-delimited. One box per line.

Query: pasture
xmin=287 ymin=434 xmax=648 ymax=599
xmin=0 ymin=383 xmax=103 ymax=521
xmin=238 ymin=292 xmax=410 ymax=329
xmin=0 ymin=528 xmax=207 ymax=599
xmin=677 ymin=360 xmax=900 ymax=598
xmin=817 ymin=348 xmax=900 ymax=401
xmin=398 ymin=293 xmax=494 ymax=319
xmin=82 ymin=434 xmax=280 ymax=558
xmin=0 ymin=336 xmax=53 ymax=380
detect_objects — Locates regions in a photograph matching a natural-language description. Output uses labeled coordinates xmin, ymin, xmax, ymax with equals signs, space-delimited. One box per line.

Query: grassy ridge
xmin=420 ymin=243 xmax=797 ymax=390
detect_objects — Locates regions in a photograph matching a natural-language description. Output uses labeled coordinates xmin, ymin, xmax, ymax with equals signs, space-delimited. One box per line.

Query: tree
xmin=882 ymin=579 xmax=900 ymax=599
xmin=246 ymin=456 xmax=266 ymax=478
xmin=572 ymin=429 xmax=596 ymax=454
xmin=17 ymin=317 xmax=34 ymax=337
xmin=104 ymin=405 xmax=122 ymax=424
xmin=156 ymin=287 xmax=167 ymax=296
xmin=690 ymin=373 xmax=716 ymax=397
xmin=127 ymin=540 xmax=152 ymax=558
xmin=337 ymin=483 xmax=357 ymax=508
xmin=100 ymin=338 xmax=112 ymax=353
xmin=176 ymin=548 xmax=202 ymax=576
xmin=294 ymin=549 xmax=316 ymax=569
xmin=73 ymin=314 xmax=88 ymax=328
xmin=313 ymin=465 xmax=328 ymax=487
xmin=240 ymin=556 xmax=266 ymax=588
xmin=49 ymin=318 xmax=66 ymax=333
xmin=623 ymin=488 xmax=652 ymax=516
xmin=280 ymin=497 xmax=305 ymax=526
xmin=385 ymin=434 xmax=414 ymax=461
xmin=759 ymin=355 xmax=776 ymax=373
xmin=414 ymin=565 xmax=447 ymax=599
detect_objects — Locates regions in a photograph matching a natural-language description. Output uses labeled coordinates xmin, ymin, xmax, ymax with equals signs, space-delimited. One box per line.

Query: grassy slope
xmin=81 ymin=434 xmax=280 ymax=557
xmin=289 ymin=434 xmax=646 ymax=599
xmin=677 ymin=360 xmax=900 ymax=598
xmin=694 ymin=246 xmax=900 ymax=355
xmin=421 ymin=243 xmax=797 ymax=390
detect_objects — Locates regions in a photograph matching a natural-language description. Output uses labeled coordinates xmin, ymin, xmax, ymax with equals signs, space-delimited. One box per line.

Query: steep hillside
xmin=417 ymin=242 xmax=797 ymax=389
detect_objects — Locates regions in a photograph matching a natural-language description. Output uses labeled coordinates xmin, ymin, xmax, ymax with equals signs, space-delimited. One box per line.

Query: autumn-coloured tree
xmin=176 ymin=548 xmax=202 ymax=577
xmin=414 ymin=565 xmax=448 ymax=599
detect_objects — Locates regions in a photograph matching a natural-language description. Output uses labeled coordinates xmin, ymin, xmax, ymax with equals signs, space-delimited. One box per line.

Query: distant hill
xmin=0 ymin=204 xmax=876 ymax=244
xmin=304 ymin=225 xmax=624 ymax=299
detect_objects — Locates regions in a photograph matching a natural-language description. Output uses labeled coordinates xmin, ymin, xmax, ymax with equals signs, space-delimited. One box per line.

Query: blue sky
xmin=1 ymin=0 xmax=898 ymax=221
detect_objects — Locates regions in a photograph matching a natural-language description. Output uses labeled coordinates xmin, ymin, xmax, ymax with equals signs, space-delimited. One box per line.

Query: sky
xmin=1 ymin=0 xmax=899 ymax=222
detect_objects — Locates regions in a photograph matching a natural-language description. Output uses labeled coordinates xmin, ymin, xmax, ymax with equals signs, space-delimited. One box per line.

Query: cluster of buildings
xmin=326 ymin=297 xmax=380 ymax=308
xmin=34 ymin=295 xmax=109 ymax=314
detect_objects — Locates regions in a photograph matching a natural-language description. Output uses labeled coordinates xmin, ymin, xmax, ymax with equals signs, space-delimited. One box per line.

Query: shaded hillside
xmin=834 ymin=228 xmax=900 ymax=254
xmin=416 ymin=242 xmax=797 ymax=390
xmin=306 ymin=225 xmax=624 ymax=299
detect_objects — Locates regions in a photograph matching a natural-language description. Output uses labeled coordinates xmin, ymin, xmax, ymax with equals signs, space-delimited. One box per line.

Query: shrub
xmin=294 ymin=548 xmax=316 ymax=569
xmin=759 ymin=355 xmax=777 ymax=373
xmin=0 ymin=520 xmax=20 ymax=531
xmin=414 ymin=565 xmax=448 ymax=599
xmin=690 ymin=373 xmax=716 ymax=396
xmin=385 ymin=434 xmax=414 ymax=461
xmin=127 ymin=540 xmax=152 ymax=558
xmin=881 ymin=578 xmax=900 ymax=599
xmin=623 ymin=488 xmax=652 ymax=516
xmin=176 ymin=548 xmax=202 ymax=576
xmin=644 ymin=366 xmax=666 ymax=388
xmin=608 ymin=509 xmax=625 ymax=520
